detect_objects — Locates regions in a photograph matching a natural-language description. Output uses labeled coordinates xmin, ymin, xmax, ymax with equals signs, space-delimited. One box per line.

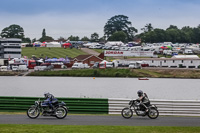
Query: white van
xmin=12 ymin=66 xmax=19 ymax=71
xmin=18 ymin=65 xmax=28 ymax=71
xmin=72 ymin=63 xmax=90 ymax=69
xmin=0 ymin=66 xmax=8 ymax=71
xmin=129 ymin=61 xmax=141 ymax=69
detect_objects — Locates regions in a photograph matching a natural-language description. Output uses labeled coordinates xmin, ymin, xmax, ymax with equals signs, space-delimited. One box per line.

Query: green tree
xmin=22 ymin=37 xmax=31 ymax=43
xmin=68 ymin=35 xmax=79 ymax=41
xmin=81 ymin=36 xmax=90 ymax=41
xmin=108 ymin=31 xmax=127 ymax=42
xmin=0 ymin=24 xmax=24 ymax=39
xmin=141 ymin=23 xmax=153 ymax=32
xmin=38 ymin=29 xmax=54 ymax=42
xmin=90 ymin=32 xmax=99 ymax=42
xmin=39 ymin=36 xmax=54 ymax=42
xmin=42 ymin=28 xmax=46 ymax=38
xmin=104 ymin=15 xmax=137 ymax=41
xmin=166 ymin=25 xmax=178 ymax=30
xmin=32 ymin=38 xmax=37 ymax=43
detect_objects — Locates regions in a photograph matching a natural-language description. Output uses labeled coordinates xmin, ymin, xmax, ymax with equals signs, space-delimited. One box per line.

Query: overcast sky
xmin=0 ymin=0 xmax=200 ymax=40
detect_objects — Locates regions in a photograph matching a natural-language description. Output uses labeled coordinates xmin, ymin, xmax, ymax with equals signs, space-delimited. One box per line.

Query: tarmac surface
xmin=0 ymin=114 xmax=200 ymax=126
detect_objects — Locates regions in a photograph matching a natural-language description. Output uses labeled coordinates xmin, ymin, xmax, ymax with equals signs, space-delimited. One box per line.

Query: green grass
xmin=27 ymin=68 xmax=200 ymax=78
xmin=0 ymin=71 xmax=20 ymax=76
xmin=92 ymin=49 xmax=104 ymax=53
xmin=21 ymin=47 xmax=87 ymax=59
xmin=0 ymin=125 xmax=200 ymax=133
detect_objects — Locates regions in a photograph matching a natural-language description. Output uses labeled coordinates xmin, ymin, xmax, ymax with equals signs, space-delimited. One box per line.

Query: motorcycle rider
xmin=137 ymin=90 xmax=150 ymax=112
xmin=43 ymin=92 xmax=58 ymax=111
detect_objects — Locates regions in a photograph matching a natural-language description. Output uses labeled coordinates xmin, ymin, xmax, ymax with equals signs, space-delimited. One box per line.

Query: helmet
xmin=137 ymin=90 xmax=143 ymax=97
xmin=44 ymin=92 xmax=50 ymax=98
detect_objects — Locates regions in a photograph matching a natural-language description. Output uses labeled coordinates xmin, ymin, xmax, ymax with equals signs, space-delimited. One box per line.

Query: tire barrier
xmin=0 ymin=96 xmax=108 ymax=114
xmin=109 ymin=98 xmax=200 ymax=116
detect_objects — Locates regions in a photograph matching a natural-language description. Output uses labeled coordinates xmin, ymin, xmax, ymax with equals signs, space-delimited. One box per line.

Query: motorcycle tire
xmin=27 ymin=107 xmax=40 ymax=119
xmin=55 ymin=107 xmax=67 ymax=119
xmin=121 ymin=107 xmax=133 ymax=119
xmin=147 ymin=108 xmax=159 ymax=119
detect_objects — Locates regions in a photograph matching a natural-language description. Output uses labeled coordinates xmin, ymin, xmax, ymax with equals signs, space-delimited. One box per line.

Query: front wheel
xmin=27 ymin=107 xmax=40 ymax=119
xmin=55 ymin=107 xmax=67 ymax=119
xmin=148 ymin=108 xmax=159 ymax=119
xmin=121 ymin=107 xmax=133 ymax=119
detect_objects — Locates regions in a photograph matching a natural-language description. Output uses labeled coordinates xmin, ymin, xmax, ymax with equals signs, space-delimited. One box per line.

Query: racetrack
xmin=0 ymin=114 xmax=199 ymax=126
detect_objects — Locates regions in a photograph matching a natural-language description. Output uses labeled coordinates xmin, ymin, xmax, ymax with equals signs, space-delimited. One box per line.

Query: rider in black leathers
xmin=137 ymin=90 xmax=150 ymax=112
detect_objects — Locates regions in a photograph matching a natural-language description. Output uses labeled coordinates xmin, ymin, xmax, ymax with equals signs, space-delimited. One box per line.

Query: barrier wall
xmin=0 ymin=96 xmax=108 ymax=114
xmin=109 ymin=98 xmax=200 ymax=116
xmin=1 ymin=96 xmax=200 ymax=116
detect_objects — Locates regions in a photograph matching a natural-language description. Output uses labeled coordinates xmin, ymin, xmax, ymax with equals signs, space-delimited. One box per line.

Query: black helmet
xmin=137 ymin=90 xmax=143 ymax=97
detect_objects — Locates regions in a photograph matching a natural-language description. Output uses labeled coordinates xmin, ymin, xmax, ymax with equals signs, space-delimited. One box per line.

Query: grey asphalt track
xmin=0 ymin=114 xmax=200 ymax=126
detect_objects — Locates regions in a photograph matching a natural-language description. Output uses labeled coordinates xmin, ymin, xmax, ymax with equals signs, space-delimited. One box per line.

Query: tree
xmin=57 ymin=36 xmax=66 ymax=42
xmin=22 ymin=37 xmax=31 ymax=43
xmin=68 ymin=35 xmax=79 ymax=41
xmin=32 ymin=38 xmax=37 ymax=43
xmin=104 ymin=15 xmax=137 ymax=41
xmin=39 ymin=36 xmax=54 ymax=42
xmin=81 ymin=36 xmax=90 ymax=41
xmin=90 ymin=32 xmax=99 ymax=42
xmin=166 ymin=25 xmax=178 ymax=30
xmin=141 ymin=23 xmax=153 ymax=32
xmin=108 ymin=31 xmax=127 ymax=42
xmin=42 ymin=29 xmax=46 ymax=38
xmin=38 ymin=29 xmax=54 ymax=42
xmin=0 ymin=24 xmax=24 ymax=39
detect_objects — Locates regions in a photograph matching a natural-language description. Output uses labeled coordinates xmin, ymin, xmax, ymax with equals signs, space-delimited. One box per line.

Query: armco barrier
xmin=0 ymin=96 xmax=108 ymax=114
xmin=109 ymin=98 xmax=200 ymax=116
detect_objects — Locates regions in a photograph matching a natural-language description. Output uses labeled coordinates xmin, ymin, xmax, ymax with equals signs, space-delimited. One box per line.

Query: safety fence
xmin=109 ymin=98 xmax=200 ymax=116
xmin=0 ymin=96 xmax=108 ymax=114
xmin=1 ymin=96 xmax=200 ymax=116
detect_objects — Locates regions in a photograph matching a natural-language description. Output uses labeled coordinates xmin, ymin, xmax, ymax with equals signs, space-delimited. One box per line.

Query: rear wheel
xmin=55 ymin=107 xmax=67 ymax=119
xmin=148 ymin=108 xmax=159 ymax=119
xmin=121 ymin=107 xmax=133 ymax=119
xmin=27 ymin=107 xmax=40 ymax=119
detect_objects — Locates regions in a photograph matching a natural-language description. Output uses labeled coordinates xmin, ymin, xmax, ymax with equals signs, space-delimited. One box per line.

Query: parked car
xmin=92 ymin=62 xmax=100 ymax=68
xmin=129 ymin=61 xmax=142 ymax=69
xmin=111 ymin=46 xmax=120 ymax=50
xmin=72 ymin=63 xmax=90 ymax=69
xmin=0 ymin=66 xmax=8 ymax=71
xmin=12 ymin=66 xmax=19 ymax=71
xmin=18 ymin=65 xmax=28 ymax=71
xmin=34 ymin=66 xmax=47 ymax=71
xmin=44 ymin=65 xmax=54 ymax=71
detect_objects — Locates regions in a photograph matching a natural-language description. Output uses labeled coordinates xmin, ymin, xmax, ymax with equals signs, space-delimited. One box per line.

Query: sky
xmin=0 ymin=0 xmax=200 ymax=40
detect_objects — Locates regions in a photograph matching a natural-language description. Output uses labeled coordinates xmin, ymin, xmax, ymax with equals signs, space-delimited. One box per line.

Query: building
xmin=0 ymin=38 xmax=22 ymax=59
xmin=119 ymin=58 xmax=200 ymax=68
xmin=71 ymin=55 xmax=103 ymax=67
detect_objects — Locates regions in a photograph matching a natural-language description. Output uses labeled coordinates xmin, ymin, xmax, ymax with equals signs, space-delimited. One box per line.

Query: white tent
xmin=105 ymin=41 xmax=124 ymax=47
xmin=46 ymin=42 xmax=61 ymax=47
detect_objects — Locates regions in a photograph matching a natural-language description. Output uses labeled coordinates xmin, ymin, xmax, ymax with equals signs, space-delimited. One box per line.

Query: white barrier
xmin=109 ymin=98 xmax=200 ymax=116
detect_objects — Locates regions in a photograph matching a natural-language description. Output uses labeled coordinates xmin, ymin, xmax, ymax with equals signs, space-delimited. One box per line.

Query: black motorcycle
xmin=121 ymin=100 xmax=159 ymax=119
xmin=27 ymin=99 xmax=68 ymax=119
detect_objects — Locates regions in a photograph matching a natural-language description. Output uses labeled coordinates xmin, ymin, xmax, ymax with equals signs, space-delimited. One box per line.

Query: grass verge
xmin=27 ymin=68 xmax=200 ymax=78
xmin=0 ymin=125 xmax=200 ymax=133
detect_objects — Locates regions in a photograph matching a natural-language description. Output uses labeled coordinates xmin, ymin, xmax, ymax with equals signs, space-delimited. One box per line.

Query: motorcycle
xmin=27 ymin=99 xmax=68 ymax=119
xmin=121 ymin=100 xmax=159 ymax=119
